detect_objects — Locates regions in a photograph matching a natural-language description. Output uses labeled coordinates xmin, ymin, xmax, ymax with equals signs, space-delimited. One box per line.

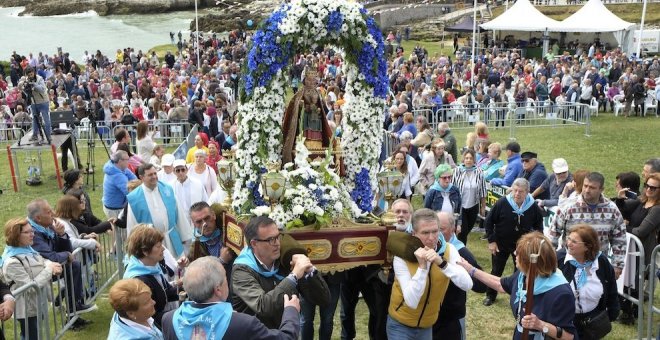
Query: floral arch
xmin=233 ymin=0 xmax=388 ymax=228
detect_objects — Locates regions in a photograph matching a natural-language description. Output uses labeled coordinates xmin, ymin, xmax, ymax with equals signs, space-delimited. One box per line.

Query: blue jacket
xmin=491 ymin=154 xmax=521 ymax=187
xmin=424 ymin=186 xmax=462 ymax=223
xmin=102 ymin=160 xmax=137 ymax=209
xmin=517 ymin=162 xmax=548 ymax=198
xmin=31 ymin=228 xmax=72 ymax=264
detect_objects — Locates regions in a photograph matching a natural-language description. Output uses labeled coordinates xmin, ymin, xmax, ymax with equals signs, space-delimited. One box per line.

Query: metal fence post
xmin=647 ymin=245 xmax=660 ymax=340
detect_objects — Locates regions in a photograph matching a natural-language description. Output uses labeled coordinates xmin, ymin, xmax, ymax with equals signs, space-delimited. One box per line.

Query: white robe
xmin=127 ymin=184 xmax=192 ymax=257
xmin=172 ymin=177 xmax=208 ymax=222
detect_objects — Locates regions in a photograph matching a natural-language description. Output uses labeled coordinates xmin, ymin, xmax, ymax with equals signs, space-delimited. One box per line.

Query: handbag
xmin=573 ymin=280 xmax=612 ymax=339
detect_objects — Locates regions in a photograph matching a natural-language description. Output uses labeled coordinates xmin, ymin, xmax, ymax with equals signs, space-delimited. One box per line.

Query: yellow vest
xmin=388 ymin=245 xmax=452 ymax=328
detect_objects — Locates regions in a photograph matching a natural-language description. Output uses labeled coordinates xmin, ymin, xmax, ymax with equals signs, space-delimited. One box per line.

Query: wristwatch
xmin=556 ymin=326 xmax=563 ymax=338
xmin=438 ymin=259 xmax=448 ymax=269
xmin=542 ymin=324 xmax=549 ymax=336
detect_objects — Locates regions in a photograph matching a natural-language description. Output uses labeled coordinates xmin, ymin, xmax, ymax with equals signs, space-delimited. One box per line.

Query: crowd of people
xmin=0 ymin=19 xmax=659 ymax=340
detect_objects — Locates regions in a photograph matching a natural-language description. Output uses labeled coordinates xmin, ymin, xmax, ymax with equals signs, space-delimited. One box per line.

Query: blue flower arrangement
xmin=326 ymin=10 xmax=343 ymax=33
xmin=350 ymin=168 xmax=373 ymax=212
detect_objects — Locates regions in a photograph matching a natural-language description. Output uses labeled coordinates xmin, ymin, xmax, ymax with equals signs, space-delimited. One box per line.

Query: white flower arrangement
xmin=234 ymin=0 xmax=388 ymax=228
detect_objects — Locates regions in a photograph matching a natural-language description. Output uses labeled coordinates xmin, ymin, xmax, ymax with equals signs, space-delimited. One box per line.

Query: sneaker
xmin=29 ymin=134 xmax=38 ymax=142
xmin=72 ymin=303 xmax=98 ymax=315
xmin=69 ymin=317 xmax=92 ymax=331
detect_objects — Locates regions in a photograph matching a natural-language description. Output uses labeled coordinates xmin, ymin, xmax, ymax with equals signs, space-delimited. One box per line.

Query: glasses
xmin=253 ymin=234 xmax=283 ymax=246
xmin=644 ymin=183 xmax=659 ymax=191
xmin=566 ymin=236 xmax=584 ymax=244
xmin=521 ymin=159 xmax=531 ymax=163
xmin=21 ymin=229 xmax=35 ymax=235
xmin=175 ymin=168 xmax=187 ymax=173
xmin=439 ymin=175 xmax=452 ymax=180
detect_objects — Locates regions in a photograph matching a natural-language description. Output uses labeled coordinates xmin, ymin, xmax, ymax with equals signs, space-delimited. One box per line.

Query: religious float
xmin=214 ymin=0 xmax=405 ymax=273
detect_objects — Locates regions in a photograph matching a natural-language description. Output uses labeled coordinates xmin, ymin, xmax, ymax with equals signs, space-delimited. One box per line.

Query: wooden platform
xmin=10 ymin=130 xmax=72 ymax=150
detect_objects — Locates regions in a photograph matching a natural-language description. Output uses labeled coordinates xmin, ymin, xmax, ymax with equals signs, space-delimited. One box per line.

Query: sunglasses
xmin=175 ymin=168 xmax=187 ymax=173
xmin=439 ymin=175 xmax=452 ymax=180
xmin=644 ymin=183 xmax=659 ymax=191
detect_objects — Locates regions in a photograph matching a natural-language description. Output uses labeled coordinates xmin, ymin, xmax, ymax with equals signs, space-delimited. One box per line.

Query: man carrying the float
xmin=126 ymin=164 xmax=192 ymax=260
xmin=231 ymin=216 xmax=330 ymax=329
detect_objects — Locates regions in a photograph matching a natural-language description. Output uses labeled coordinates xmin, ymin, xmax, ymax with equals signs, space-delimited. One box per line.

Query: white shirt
xmin=127 ymin=184 xmax=193 ymax=256
xmin=157 ymin=169 xmax=176 ymax=184
xmin=119 ymin=316 xmax=156 ymax=334
xmin=207 ymin=187 xmax=228 ymax=205
xmin=392 ymin=244 xmax=472 ymax=309
xmin=187 ymin=165 xmax=219 ymax=196
xmin=564 ymin=253 xmax=603 ymax=314
xmin=172 ymin=177 xmax=208 ymax=218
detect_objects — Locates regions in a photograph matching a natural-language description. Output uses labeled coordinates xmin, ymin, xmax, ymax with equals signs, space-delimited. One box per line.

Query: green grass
xmin=1 ymin=111 xmax=658 ymax=339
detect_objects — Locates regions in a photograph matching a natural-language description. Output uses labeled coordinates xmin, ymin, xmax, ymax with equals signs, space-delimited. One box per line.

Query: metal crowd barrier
xmin=647 ymin=244 xmax=660 ymax=340
xmin=0 ymin=127 xmax=27 ymax=145
xmin=618 ymin=233 xmax=646 ymax=339
xmin=0 ymin=231 xmax=119 ymax=340
xmin=413 ymin=101 xmax=591 ymax=140
xmin=103 ymin=120 xmax=192 ymax=149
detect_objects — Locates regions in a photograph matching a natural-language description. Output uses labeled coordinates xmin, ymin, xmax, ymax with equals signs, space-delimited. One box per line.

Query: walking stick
xmin=521 ymin=252 xmax=539 ymax=340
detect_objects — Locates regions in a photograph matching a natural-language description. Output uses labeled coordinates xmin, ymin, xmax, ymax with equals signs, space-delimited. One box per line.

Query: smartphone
xmin=625 ymin=190 xmax=637 ymax=199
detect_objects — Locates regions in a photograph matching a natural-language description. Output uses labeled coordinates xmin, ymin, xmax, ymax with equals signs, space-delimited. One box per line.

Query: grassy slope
xmin=490 ymin=2 xmax=660 ymax=25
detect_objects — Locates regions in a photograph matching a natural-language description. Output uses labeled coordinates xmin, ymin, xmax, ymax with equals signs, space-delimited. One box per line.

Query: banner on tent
xmin=633 ymin=29 xmax=660 ymax=53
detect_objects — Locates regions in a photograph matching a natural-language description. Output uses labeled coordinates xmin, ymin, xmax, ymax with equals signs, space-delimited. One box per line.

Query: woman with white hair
xmin=187 ymin=149 xmax=219 ymax=196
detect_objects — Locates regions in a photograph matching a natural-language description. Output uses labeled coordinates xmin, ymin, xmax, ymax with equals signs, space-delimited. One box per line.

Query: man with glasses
xmin=550 ymin=172 xmax=627 ymax=279
xmin=102 ymin=150 xmax=137 ymax=219
xmin=231 ymin=216 xmax=330 ymax=329
xmin=126 ymin=164 xmax=191 ymax=259
xmin=188 ymin=201 xmax=235 ymax=271
xmin=516 ymin=151 xmax=548 ymax=199
xmin=532 ymin=158 xmax=573 ymax=209
xmin=483 ymin=178 xmax=543 ymax=306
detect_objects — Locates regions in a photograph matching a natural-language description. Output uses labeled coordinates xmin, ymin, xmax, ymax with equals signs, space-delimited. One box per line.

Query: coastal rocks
xmin=12 ymin=0 xmax=215 ymax=17
xmin=193 ymin=0 xmax=276 ymax=33
xmin=0 ymin=0 xmax=31 ymax=7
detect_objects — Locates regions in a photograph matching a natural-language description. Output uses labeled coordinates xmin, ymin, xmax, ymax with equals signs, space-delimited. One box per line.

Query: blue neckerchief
xmin=569 ymin=251 xmax=601 ymax=289
xmin=27 ymin=218 xmax=55 ymax=239
xmin=506 ymin=193 xmax=535 ymax=217
xmin=460 ymin=164 xmax=476 ymax=172
xmin=107 ymin=312 xmax=163 ymax=340
xmin=225 ymin=135 xmax=235 ymax=146
xmin=436 ymin=232 xmax=447 ymax=256
xmin=449 ymin=234 xmax=465 ymax=251
xmin=172 ymin=301 xmax=232 ymax=340
xmin=514 ymin=270 xmax=568 ymax=304
xmin=194 ymin=228 xmax=221 ymax=243
xmin=234 ymin=246 xmax=284 ymax=280
xmin=429 ymin=182 xmax=454 ymax=193
xmin=123 ymin=255 xmax=164 ymax=279
xmin=127 ymin=181 xmax=184 ymax=257
xmin=0 ymin=246 xmax=39 ymax=267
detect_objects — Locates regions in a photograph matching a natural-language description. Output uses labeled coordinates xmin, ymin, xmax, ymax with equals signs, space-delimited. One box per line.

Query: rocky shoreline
xmin=1 ymin=0 xmax=215 ymax=16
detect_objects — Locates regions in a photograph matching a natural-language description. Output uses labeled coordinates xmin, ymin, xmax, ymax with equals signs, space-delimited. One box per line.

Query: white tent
xmin=480 ymin=0 xmax=560 ymax=32
xmin=554 ymin=0 xmax=634 ymax=32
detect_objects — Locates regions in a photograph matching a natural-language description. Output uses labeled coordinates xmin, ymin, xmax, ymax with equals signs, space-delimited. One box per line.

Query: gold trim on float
xmin=338 ymin=237 xmax=381 ymax=258
xmin=297 ymin=239 xmax=332 ymax=261
xmin=315 ymin=260 xmax=384 ymax=274
xmin=227 ymin=222 xmax=244 ymax=252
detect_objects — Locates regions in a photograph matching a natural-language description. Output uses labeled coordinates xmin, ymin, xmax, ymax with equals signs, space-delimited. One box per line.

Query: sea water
xmin=0 ymin=7 xmax=201 ymax=62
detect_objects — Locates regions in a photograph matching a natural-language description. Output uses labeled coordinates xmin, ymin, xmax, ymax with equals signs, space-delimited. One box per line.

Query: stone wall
xmin=374 ymin=4 xmax=457 ymax=29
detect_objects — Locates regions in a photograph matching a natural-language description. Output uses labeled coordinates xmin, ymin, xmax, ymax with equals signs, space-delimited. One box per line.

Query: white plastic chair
xmin=589 ymin=97 xmax=599 ymax=117
xmin=612 ymin=94 xmax=625 ymax=117
xmin=78 ymin=117 xmax=91 ymax=139
xmin=644 ymin=91 xmax=658 ymax=117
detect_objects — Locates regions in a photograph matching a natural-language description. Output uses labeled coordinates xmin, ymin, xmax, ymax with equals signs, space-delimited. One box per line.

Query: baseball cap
xmin=161 ymin=154 xmax=175 ymax=167
xmin=552 ymin=158 xmax=569 ymax=174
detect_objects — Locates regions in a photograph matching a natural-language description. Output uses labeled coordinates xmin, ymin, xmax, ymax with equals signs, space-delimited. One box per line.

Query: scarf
xmin=436 ymin=232 xmax=447 ymax=256
xmin=568 ymin=252 xmax=601 ymax=290
xmin=123 ymin=255 xmax=164 ymax=279
xmin=107 ymin=312 xmax=163 ymax=340
xmin=27 ymin=218 xmax=55 ymax=239
xmin=233 ymin=246 xmax=284 ymax=280
xmin=172 ymin=301 xmax=232 ymax=340
xmin=505 ymin=193 xmax=535 ymax=217
xmin=225 ymin=135 xmax=235 ymax=146
xmin=0 ymin=246 xmax=39 ymax=267
xmin=449 ymin=234 xmax=465 ymax=251
xmin=195 ymin=228 xmax=221 ymax=243
xmin=460 ymin=165 xmax=476 ymax=172
xmin=514 ymin=270 xmax=568 ymax=304
xmin=429 ymin=182 xmax=454 ymax=193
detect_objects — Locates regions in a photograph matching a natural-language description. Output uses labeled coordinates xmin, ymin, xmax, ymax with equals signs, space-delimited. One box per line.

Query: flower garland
xmin=235 ymin=0 xmax=387 ymax=227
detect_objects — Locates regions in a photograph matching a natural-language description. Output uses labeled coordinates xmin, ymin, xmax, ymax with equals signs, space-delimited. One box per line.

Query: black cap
xmin=521 ymin=151 xmax=538 ymax=160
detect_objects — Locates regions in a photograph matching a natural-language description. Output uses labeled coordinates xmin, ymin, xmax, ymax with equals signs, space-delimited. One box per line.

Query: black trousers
xmin=19 ymin=316 xmax=39 ymax=340
xmin=486 ymin=243 xmax=517 ymax=300
xmin=433 ymin=318 xmax=462 ymax=340
xmin=61 ymin=135 xmax=82 ymax=171
xmin=458 ymin=204 xmax=480 ymax=246
xmin=340 ymin=266 xmax=391 ymax=340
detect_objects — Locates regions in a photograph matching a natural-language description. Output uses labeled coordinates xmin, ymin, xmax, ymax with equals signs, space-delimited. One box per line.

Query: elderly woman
xmin=205 ymin=141 xmax=223 ymax=174
xmin=458 ymin=232 xmax=577 ymax=339
xmin=2 ymin=218 xmax=63 ymax=339
xmin=418 ymin=140 xmax=456 ymax=196
xmin=185 ymin=133 xmax=209 ymax=164
xmin=452 ymin=149 xmax=487 ymax=245
xmin=108 ymin=279 xmax=163 ymax=339
xmin=478 ymin=142 xmax=505 ymax=181
xmin=124 ymin=225 xmax=180 ymax=329
xmin=557 ymin=225 xmax=619 ymax=339
xmin=424 ymin=164 xmax=462 ymax=219
xmin=187 ymin=149 xmax=219 ymax=197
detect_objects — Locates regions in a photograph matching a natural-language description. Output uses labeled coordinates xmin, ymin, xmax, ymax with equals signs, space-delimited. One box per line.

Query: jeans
xmin=386 ymin=315 xmax=432 ymax=340
xmin=19 ymin=316 xmax=39 ymax=340
xmin=300 ymin=277 xmax=341 ymax=340
xmin=31 ymin=102 xmax=51 ymax=142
